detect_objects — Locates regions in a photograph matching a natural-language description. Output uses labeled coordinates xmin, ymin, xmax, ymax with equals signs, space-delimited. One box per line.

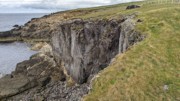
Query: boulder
xmin=13 ymin=24 xmax=19 ymax=28
xmin=126 ymin=5 xmax=140 ymax=10
xmin=0 ymin=75 xmax=37 ymax=100
xmin=137 ymin=19 xmax=143 ymax=22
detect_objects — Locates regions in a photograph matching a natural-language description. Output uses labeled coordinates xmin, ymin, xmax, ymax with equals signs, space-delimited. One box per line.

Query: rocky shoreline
xmin=0 ymin=10 xmax=144 ymax=100
xmin=0 ymin=42 xmax=91 ymax=101
xmin=0 ymin=44 xmax=89 ymax=101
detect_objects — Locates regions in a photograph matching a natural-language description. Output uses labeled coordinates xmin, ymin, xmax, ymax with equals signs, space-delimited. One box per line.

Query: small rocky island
xmin=0 ymin=5 xmax=144 ymax=101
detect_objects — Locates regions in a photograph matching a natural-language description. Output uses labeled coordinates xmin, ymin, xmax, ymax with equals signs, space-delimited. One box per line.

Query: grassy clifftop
xmin=83 ymin=1 xmax=180 ymax=101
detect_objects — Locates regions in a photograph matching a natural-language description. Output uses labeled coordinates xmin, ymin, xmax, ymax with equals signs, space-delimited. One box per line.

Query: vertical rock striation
xmin=119 ymin=18 xmax=142 ymax=53
xmin=51 ymin=17 xmax=143 ymax=84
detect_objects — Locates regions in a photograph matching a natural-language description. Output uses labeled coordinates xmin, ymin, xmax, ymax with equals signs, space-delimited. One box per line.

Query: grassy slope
xmin=82 ymin=1 xmax=180 ymax=101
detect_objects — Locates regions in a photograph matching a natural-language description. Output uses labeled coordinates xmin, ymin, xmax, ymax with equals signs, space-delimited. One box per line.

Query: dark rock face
xmin=51 ymin=18 xmax=143 ymax=84
xmin=126 ymin=5 xmax=141 ymax=10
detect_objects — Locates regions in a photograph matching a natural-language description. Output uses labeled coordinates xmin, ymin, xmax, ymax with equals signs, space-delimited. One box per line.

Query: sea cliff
xmin=0 ymin=4 xmax=145 ymax=101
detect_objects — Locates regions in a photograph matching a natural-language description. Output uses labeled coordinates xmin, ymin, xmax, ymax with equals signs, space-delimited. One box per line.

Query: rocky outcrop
xmin=0 ymin=45 xmax=65 ymax=100
xmin=0 ymin=30 xmax=21 ymax=42
xmin=0 ymin=43 xmax=89 ymax=101
xmin=51 ymin=17 xmax=143 ymax=84
xmin=0 ymin=16 xmax=51 ymax=43
xmin=0 ymin=30 xmax=20 ymax=38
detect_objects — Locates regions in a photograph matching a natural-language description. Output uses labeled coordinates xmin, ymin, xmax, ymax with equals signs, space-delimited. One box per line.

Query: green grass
xmin=83 ymin=1 xmax=180 ymax=101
